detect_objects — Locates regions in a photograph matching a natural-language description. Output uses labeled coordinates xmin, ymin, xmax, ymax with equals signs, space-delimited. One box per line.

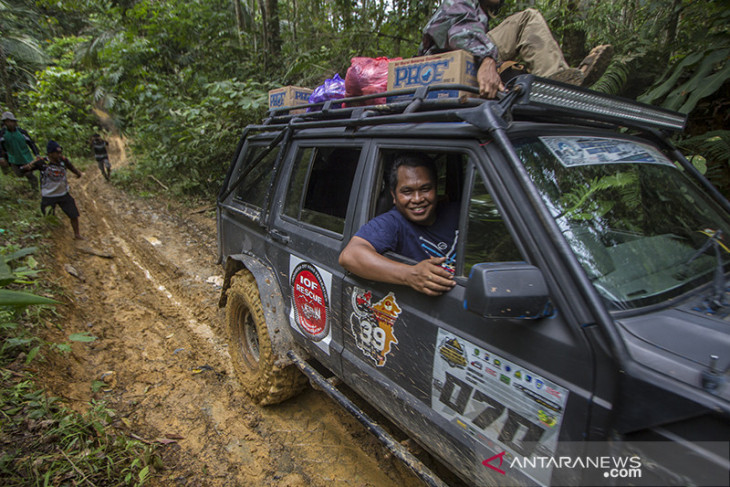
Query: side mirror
xmin=464 ymin=263 xmax=552 ymax=319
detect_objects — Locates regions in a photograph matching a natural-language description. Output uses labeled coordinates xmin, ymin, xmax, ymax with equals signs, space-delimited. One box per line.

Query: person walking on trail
xmin=90 ymin=133 xmax=111 ymax=180
xmin=21 ymin=141 xmax=84 ymax=240
xmin=418 ymin=0 xmax=614 ymax=99
xmin=0 ymin=111 xmax=41 ymax=191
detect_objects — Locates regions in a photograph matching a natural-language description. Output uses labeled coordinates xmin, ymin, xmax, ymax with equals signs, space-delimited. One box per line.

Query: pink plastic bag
xmin=345 ymin=57 xmax=401 ymax=105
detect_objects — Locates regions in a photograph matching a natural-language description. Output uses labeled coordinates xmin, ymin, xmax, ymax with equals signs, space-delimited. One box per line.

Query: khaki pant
xmin=487 ymin=8 xmax=569 ymax=78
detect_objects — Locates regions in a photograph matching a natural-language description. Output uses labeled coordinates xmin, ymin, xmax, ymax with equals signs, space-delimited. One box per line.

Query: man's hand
xmin=339 ymin=237 xmax=456 ymax=296
xmin=477 ymin=57 xmax=504 ymax=99
xmin=0 ymin=157 xmax=8 ymax=168
xmin=406 ymin=256 xmax=456 ymax=296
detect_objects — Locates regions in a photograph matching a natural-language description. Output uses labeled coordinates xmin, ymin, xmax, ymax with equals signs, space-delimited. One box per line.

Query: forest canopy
xmin=2 ymin=0 xmax=729 ymax=199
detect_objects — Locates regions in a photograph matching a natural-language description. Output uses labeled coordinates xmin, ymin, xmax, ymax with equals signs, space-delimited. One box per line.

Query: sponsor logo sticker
xmin=350 ymin=288 xmax=401 ymax=367
xmin=291 ymin=262 xmax=329 ymax=341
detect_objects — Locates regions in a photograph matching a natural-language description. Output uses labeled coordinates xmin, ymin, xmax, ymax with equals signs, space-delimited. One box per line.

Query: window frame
xmin=278 ymin=143 xmax=364 ymax=239
xmin=228 ymin=140 xmax=282 ymax=211
xmin=358 ymin=141 xmax=528 ymax=279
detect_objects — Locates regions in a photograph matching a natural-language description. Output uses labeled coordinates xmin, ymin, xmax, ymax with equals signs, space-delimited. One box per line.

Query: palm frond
xmin=589 ymin=60 xmax=631 ymax=95
xmin=2 ymin=36 xmax=49 ymax=65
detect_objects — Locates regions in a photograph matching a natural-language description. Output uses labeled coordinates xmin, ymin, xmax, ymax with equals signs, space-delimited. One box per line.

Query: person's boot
xmin=548 ymin=68 xmax=585 ymax=86
xmin=578 ymin=45 xmax=614 ymax=87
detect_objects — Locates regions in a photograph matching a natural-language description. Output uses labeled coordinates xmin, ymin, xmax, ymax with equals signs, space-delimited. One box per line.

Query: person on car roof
xmin=418 ymin=0 xmax=613 ymax=98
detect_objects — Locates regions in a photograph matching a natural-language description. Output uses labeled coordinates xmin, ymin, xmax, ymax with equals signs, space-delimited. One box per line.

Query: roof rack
xmin=255 ymin=75 xmax=686 ymax=135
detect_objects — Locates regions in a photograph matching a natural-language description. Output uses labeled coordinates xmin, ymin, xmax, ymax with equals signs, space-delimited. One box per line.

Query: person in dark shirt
xmin=22 ymin=140 xmax=84 ymax=240
xmin=339 ymin=153 xmax=458 ymax=296
xmin=90 ymin=133 xmax=111 ymax=180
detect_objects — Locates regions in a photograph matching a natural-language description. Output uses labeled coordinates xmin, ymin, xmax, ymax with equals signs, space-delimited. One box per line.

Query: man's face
xmin=392 ymin=165 xmax=437 ymax=226
xmin=48 ymin=148 xmax=62 ymax=163
xmin=3 ymin=120 xmax=17 ymax=131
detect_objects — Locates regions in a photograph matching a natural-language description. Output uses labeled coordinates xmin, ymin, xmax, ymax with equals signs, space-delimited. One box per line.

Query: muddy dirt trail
xmin=35 ymin=142 xmax=436 ymax=486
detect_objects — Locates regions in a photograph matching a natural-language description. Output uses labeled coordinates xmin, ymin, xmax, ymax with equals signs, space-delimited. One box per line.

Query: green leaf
xmin=689 ymin=155 xmax=707 ymax=174
xmin=3 ymin=247 xmax=38 ymax=263
xmin=69 ymin=332 xmax=97 ymax=342
xmin=0 ymin=259 xmax=13 ymax=285
xmin=54 ymin=343 xmax=72 ymax=354
xmin=638 ymin=51 xmax=705 ymax=104
xmin=139 ymin=465 xmax=150 ymax=482
xmin=0 ymin=289 xmax=58 ymax=307
xmin=662 ymin=49 xmax=730 ymax=111
xmin=679 ymin=61 xmax=730 ymax=114
xmin=25 ymin=345 xmax=41 ymax=364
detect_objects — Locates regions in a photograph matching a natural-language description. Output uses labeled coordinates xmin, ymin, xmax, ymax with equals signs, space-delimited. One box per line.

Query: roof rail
xmin=253 ymin=75 xmax=686 ymax=135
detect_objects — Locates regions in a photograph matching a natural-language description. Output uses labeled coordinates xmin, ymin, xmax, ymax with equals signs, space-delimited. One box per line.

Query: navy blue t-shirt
xmin=355 ymin=202 xmax=459 ymax=272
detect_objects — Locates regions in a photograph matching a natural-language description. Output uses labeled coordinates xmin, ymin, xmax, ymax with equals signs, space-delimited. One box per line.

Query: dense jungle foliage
xmin=2 ymin=0 xmax=729 ymax=200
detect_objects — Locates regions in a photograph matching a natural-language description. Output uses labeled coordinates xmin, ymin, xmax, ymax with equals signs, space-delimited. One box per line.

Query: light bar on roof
xmin=523 ymin=77 xmax=687 ymax=132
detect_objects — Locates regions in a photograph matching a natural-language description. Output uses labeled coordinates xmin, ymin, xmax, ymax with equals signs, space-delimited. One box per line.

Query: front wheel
xmin=226 ymin=271 xmax=306 ymax=405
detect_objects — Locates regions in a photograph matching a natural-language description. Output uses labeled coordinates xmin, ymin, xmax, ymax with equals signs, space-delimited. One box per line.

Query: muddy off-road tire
xmin=226 ymin=272 xmax=306 ymax=405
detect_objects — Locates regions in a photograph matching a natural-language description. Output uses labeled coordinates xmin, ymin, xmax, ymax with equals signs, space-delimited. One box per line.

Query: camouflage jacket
xmin=417 ymin=0 xmax=498 ymax=66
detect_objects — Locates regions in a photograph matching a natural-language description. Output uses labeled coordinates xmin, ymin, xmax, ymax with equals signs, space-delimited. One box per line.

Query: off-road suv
xmin=217 ymin=75 xmax=729 ymax=487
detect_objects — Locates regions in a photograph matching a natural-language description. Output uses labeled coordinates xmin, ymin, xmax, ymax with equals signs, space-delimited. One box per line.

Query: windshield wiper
xmin=685 ymin=229 xmax=729 ymax=311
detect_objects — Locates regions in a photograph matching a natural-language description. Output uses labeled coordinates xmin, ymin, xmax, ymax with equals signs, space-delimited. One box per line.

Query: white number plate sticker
xmin=431 ymin=328 xmax=569 ymax=485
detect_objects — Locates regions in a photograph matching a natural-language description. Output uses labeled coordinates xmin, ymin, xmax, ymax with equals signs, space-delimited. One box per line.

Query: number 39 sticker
xmin=350 ymin=288 xmax=401 ymax=367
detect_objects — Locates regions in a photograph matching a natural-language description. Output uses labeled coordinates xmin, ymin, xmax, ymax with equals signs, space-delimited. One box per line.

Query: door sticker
xmin=432 ymin=328 xmax=569 ymax=486
xmin=350 ymin=288 xmax=401 ymax=367
xmin=289 ymin=256 xmax=332 ymax=353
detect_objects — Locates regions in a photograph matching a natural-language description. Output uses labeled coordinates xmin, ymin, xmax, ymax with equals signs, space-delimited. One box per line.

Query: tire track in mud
xmin=39 ymin=163 xmax=426 ymax=486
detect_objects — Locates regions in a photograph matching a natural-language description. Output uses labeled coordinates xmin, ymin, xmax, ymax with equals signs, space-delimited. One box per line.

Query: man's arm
xmin=339 ymin=236 xmax=455 ymax=296
xmin=476 ymin=57 xmax=504 ymax=99
xmin=20 ymin=158 xmax=42 ymax=172
xmin=20 ymin=128 xmax=40 ymax=156
xmin=0 ymin=130 xmax=7 ymax=164
xmin=428 ymin=0 xmax=503 ymax=98
xmin=65 ymin=158 xmax=82 ymax=178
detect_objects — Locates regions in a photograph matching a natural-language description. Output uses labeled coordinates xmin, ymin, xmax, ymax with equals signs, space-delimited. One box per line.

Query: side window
xmin=464 ymin=172 xmax=523 ymax=275
xmin=232 ymin=144 xmax=280 ymax=208
xmin=284 ymin=146 xmax=361 ymax=234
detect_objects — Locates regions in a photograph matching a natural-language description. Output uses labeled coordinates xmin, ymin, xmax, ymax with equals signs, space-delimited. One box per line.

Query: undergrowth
xmin=0 ymin=173 xmax=159 ymax=486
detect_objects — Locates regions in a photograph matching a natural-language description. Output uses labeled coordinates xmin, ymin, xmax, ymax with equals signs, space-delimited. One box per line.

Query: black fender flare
xmin=220 ymin=253 xmax=306 ymax=367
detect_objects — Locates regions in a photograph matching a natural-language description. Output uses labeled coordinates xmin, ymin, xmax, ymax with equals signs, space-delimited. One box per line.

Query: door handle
xmin=270 ymin=229 xmax=290 ymax=245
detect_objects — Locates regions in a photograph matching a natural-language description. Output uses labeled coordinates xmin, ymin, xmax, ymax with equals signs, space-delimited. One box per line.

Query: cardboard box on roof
xmin=386 ymin=50 xmax=477 ymax=103
xmin=268 ymin=86 xmax=313 ymax=113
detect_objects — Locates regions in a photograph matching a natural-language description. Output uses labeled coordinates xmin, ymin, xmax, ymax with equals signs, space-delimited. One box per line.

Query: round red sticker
xmin=291 ymin=262 xmax=329 ymax=341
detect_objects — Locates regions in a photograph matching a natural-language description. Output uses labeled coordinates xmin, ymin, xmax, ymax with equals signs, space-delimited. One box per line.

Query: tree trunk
xmin=560 ymin=0 xmax=587 ymax=65
xmin=259 ymin=0 xmax=269 ymax=70
xmin=233 ymin=0 xmax=244 ymax=47
xmin=664 ymin=0 xmax=683 ymax=59
xmin=291 ymin=0 xmax=298 ymax=46
xmin=264 ymin=0 xmax=281 ymax=58
xmin=0 ymin=41 xmax=15 ymax=111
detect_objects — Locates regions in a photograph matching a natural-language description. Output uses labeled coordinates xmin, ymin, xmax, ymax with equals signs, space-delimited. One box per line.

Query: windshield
xmin=516 ymin=135 xmax=730 ymax=310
